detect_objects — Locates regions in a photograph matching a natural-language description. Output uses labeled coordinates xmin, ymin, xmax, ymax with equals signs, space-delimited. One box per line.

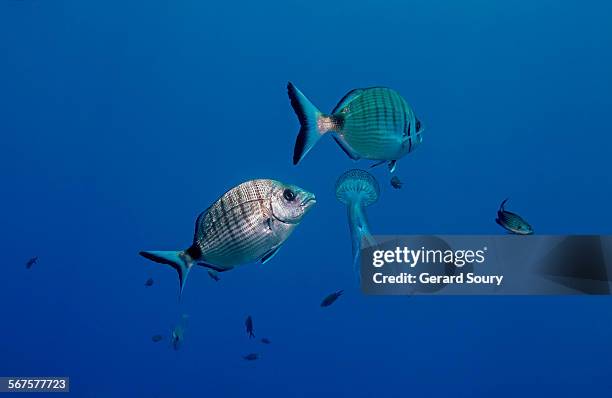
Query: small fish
xmin=496 ymin=199 xmax=533 ymax=235
xmin=140 ymin=179 xmax=316 ymax=297
xmin=207 ymin=269 xmax=220 ymax=282
xmin=151 ymin=334 xmax=164 ymax=343
xmin=320 ymin=290 xmax=344 ymax=307
xmin=171 ymin=315 xmax=188 ymax=350
xmin=243 ymin=353 xmax=260 ymax=361
xmin=260 ymin=338 xmax=271 ymax=344
xmin=390 ymin=176 xmax=403 ymax=189
xmin=288 ymin=83 xmax=424 ymax=172
xmin=171 ymin=327 xmax=183 ymax=350
xmin=25 ymin=256 xmax=38 ymax=269
xmin=245 ymin=316 xmax=254 ymax=338
xmin=144 ymin=278 xmax=154 ymax=287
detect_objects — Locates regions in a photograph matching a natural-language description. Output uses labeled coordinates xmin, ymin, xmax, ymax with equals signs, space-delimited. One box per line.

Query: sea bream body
xmin=140 ymin=179 xmax=316 ymax=296
xmin=288 ymin=83 xmax=424 ymax=171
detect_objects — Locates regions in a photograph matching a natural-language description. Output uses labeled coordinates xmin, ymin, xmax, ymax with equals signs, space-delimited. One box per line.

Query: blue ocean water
xmin=1 ymin=0 xmax=611 ymax=396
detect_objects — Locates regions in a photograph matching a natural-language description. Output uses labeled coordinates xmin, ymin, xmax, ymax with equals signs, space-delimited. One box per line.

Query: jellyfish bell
xmin=335 ymin=169 xmax=380 ymax=207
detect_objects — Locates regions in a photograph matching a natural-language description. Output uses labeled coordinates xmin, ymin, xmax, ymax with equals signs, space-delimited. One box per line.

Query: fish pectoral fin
xmin=196 ymin=261 xmax=233 ymax=272
xmin=388 ymin=160 xmax=397 ymax=173
xmin=260 ymin=247 xmax=281 ymax=264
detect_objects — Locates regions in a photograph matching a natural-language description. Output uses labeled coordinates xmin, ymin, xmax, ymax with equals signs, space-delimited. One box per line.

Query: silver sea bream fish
xmin=140 ymin=179 xmax=316 ymax=296
xmin=288 ymin=83 xmax=424 ymax=172
xmin=496 ymin=199 xmax=533 ymax=235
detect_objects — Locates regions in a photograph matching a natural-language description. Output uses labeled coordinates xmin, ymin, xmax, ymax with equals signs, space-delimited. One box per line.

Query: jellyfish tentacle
xmin=347 ymin=200 xmax=374 ymax=255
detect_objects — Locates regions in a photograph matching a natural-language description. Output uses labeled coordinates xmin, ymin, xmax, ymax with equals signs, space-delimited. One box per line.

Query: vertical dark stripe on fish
xmin=382 ymin=91 xmax=388 ymax=131
xmin=401 ymin=97 xmax=407 ymax=135
xmin=239 ymin=201 xmax=252 ymax=247
xmin=404 ymin=99 xmax=413 ymax=153
xmin=392 ymin=93 xmax=398 ymax=128
xmin=222 ymin=194 xmax=240 ymax=244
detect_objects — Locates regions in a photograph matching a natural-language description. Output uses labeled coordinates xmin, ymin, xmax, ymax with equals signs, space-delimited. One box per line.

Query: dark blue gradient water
xmin=1 ymin=1 xmax=611 ymax=396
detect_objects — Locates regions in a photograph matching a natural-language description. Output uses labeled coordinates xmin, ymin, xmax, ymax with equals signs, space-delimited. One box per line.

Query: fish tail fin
xmin=287 ymin=82 xmax=327 ymax=165
xmin=139 ymin=250 xmax=194 ymax=298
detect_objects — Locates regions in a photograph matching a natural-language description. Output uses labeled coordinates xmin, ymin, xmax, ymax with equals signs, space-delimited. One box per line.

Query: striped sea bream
xmin=140 ymin=179 xmax=316 ymax=296
xmin=288 ymin=83 xmax=424 ymax=172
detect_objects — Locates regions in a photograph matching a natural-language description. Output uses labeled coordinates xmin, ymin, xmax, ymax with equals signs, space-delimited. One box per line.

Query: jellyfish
xmin=335 ymin=169 xmax=380 ymax=279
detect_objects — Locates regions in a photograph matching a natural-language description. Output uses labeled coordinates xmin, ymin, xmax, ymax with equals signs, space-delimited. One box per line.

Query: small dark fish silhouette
xmin=260 ymin=338 xmax=271 ymax=344
xmin=245 ymin=316 xmax=254 ymax=338
xmin=25 ymin=256 xmax=38 ymax=269
xmin=144 ymin=278 xmax=154 ymax=287
xmin=321 ymin=290 xmax=344 ymax=307
xmin=243 ymin=353 xmax=259 ymax=361
xmin=207 ymin=269 xmax=220 ymax=282
xmin=390 ymin=176 xmax=403 ymax=189
xmin=151 ymin=334 xmax=164 ymax=343
xmin=496 ymin=199 xmax=533 ymax=235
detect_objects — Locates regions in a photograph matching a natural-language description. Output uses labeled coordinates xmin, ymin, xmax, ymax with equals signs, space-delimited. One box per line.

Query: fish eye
xmin=416 ymin=119 xmax=421 ymax=132
xmin=283 ymin=188 xmax=296 ymax=201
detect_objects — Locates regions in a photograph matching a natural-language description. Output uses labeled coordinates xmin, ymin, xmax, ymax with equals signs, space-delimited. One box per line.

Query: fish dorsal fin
xmin=500 ymin=198 xmax=509 ymax=212
xmin=331 ymin=88 xmax=364 ymax=114
xmin=193 ymin=208 xmax=209 ymax=245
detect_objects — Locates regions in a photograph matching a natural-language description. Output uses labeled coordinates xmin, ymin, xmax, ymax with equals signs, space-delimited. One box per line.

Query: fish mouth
xmin=301 ymin=194 xmax=317 ymax=208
